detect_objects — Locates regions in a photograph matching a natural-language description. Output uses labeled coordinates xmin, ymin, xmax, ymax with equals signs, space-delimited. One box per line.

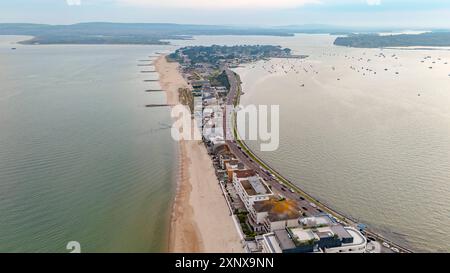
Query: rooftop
xmin=260 ymin=219 xmax=367 ymax=253
xmin=300 ymin=215 xmax=335 ymax=228
xmin=273 ymin=230 xmax=296 ymax=250
xmin=234 ymin=169 xmax=257 ymax=178
xmin=290 ymin=228 xmax=318 ymax=243
xmin=314 ymin=227 xmax=335 ymax=239
xmin=261 ymin=233 xmax=283 ymax=253
xmin=330 ymin=225 xmax=353 ymax=242
xmin=226 ymin=160 xmax=240 ymax=168
xmin=344 ymin=227 xmax=366 ymax=246
xmin=253 ymin=198 xmax=300 ymax=221
xmin=239 ymin=176 xmax=271 ymax=196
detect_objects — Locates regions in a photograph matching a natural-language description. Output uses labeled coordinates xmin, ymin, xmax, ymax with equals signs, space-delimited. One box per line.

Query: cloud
xmin=116 ymin=0 xmax=321 ymax=9
xmin=366 ymin=0 xmax=381 ymax=6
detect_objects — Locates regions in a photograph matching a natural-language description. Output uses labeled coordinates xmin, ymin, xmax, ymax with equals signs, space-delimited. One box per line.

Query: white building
xmin=323 ymin=227 xmax=367 ymax=253
xmin=232 ymin=171 xmax=274 ymax=212
xmin=250 ymin=198 xmax=301 ymax=233
xmin=256 ymin=216 xmax=367 ymax=253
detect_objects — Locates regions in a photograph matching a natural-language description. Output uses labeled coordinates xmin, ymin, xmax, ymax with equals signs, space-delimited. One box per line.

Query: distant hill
xmin=334 ymin=32 xmax=450 ymax=48
xmin=0 ymin=23 xmax=297 ymax=45
xmin=3 ymin=23 xmax=447 ymax=47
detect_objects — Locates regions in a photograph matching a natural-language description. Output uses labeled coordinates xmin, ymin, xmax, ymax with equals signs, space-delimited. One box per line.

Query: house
xmin=225 ymin=162 xmax=248 ymax=182
xmin=218 ymin=152 xmax=236 ymax=170
xmin=250 ymin=198 xmax=301 ymax=232
xmin=232 ymin=170 xmax=273 ymax=213
xmin=256 ymin=216 xmax=367 ymax=253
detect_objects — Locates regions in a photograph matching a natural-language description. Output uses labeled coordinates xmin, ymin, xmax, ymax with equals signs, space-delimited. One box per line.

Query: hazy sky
xmin=1 ymin=0 xmax=450 ymax=28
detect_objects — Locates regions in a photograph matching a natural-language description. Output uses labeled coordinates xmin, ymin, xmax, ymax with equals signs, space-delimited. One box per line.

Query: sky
xmin=1 ymin=0 xmax=450 ymax=28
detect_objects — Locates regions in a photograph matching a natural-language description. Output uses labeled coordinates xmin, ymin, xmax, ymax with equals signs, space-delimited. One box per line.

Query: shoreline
xmin=155 ymin=55 xmax=243 ymax=253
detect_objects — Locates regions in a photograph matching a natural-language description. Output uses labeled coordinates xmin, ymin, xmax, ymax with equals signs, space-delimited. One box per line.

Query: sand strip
xmin=154 ymin=55 xmax=243 ymax=253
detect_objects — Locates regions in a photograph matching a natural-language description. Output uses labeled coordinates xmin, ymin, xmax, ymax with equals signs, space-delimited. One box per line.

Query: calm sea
xmin=0 ymin=36 xmax=177 ymax=252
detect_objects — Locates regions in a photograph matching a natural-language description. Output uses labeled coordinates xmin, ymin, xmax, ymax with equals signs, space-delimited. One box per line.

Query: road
xmin=223 ymin=68 xmax=321 ymax=217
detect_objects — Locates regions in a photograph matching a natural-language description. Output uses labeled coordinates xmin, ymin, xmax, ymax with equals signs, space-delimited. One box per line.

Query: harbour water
xmin=0 ymin=36 xmax=177 ymax=252
xmin=230 ymin=34 xmax=450 ymax=252
xmin=171 ymin=34 xmax=450 ymax=252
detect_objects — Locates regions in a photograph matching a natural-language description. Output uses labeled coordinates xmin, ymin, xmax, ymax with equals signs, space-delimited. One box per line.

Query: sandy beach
xmin=154 ymin=55 xmax=243 ymax=253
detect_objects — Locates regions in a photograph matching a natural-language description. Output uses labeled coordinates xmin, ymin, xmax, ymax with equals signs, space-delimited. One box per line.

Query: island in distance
xmin=3 ymin=22 xmax=450 ymax=48
xmin=334 ymin=32 xmax=450 ymax=48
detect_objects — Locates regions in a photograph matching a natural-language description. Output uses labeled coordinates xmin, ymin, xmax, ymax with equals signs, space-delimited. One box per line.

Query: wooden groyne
xmin=141 ymin=70 xmax=157 ymax=73
xmin=144 ymin=79 xmax=159 ymax=82
xmin=145 ymin=89 xmax=164 ymax=92
xmin=283 ymin=55 xmax=309 ymax=59
xmin=145 ymin=104 xmax=174 ymax=108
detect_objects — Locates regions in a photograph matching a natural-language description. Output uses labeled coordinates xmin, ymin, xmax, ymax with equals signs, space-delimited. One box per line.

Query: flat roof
xmin=226 ymin=160 xmax=240 ymax=167
xmin=234 ymin=169 xmax=257 ymax=178
xmin=239 ymin=176 xmax=271 ymax=196
xmin=248 ymin=176 xmax=269 ymax=195
xmin=274 ymin=230 xmax=296 ymax=250
xmin=300 ymin=215 xmax=334 ymax=228
xmin=344 ymin=227 xmax=366 ymax=246
xmin=290 ymin=228 xmax=318 ymax=243
xmin=253 ymin=198 xmax=300 ymax=221
xmin=315 ymin=227 xmax=335 ymax=239
xmin=263 ymin=233 xmax=283 ymax=253
xmin=330 ymin=225 xmax=353 ymax=241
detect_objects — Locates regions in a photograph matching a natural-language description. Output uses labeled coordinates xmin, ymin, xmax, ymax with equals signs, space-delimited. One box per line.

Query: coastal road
xmin=222 ymin=68 xmax=321 ymax=217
